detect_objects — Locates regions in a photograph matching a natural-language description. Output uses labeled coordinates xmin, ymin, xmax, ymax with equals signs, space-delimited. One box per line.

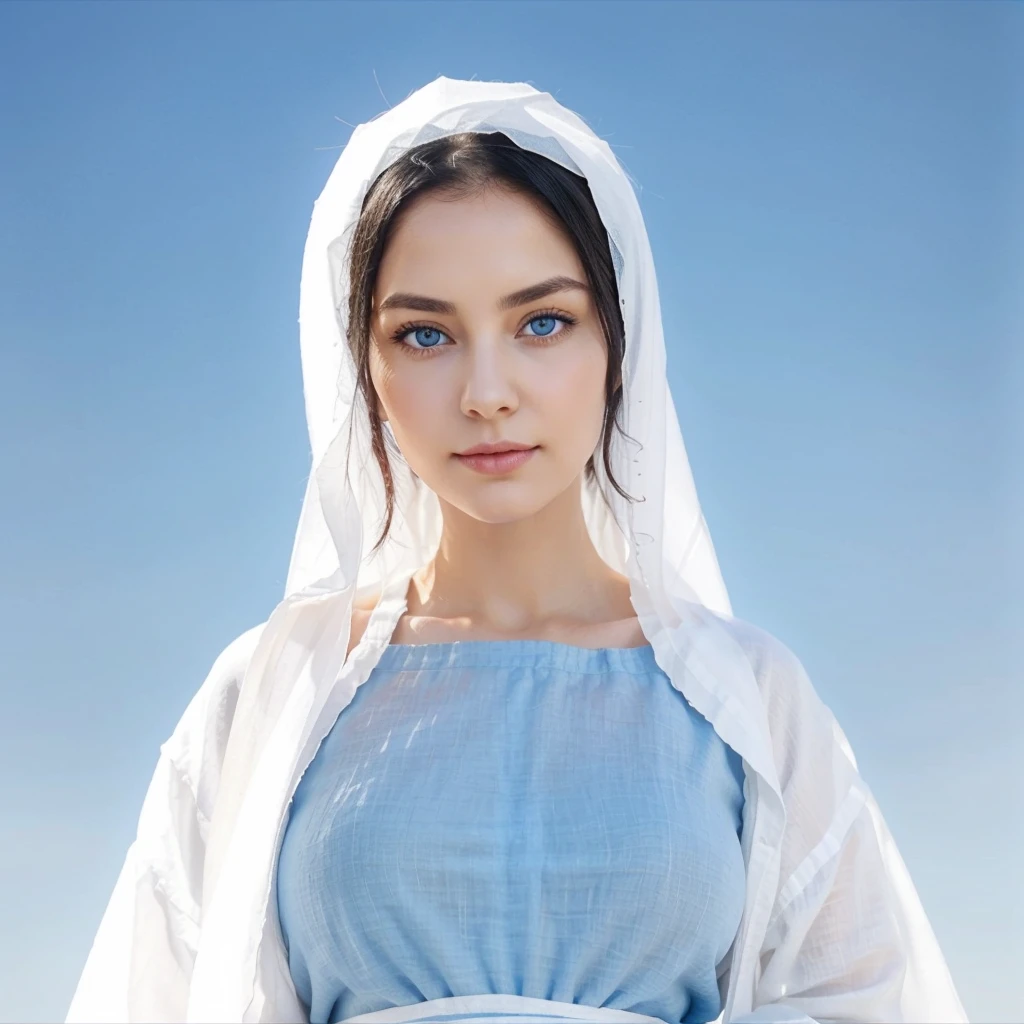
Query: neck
xmin=409 ymin=475 xmax=632 ymax=634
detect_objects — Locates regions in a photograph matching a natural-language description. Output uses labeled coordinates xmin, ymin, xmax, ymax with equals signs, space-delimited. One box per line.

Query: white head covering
xmin=284 ymin=76 xmax=731 ymax=612
xmin=203 ymin=75 xmax=779 ymax=904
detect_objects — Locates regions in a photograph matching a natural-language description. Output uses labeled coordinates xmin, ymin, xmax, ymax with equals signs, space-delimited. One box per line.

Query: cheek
xmin=371 ymin=354 xmax=446 ymax=454
xmin=542 ymin=346 xmax=608 ymax=440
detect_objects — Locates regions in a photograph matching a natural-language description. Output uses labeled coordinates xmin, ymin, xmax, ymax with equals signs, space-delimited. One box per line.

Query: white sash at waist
xmin=338 ymin=994 xmax=667 ymax=1024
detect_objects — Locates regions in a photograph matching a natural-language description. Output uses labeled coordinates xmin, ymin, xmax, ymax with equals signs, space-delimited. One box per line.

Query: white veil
xmin=284 ymin=76 xmax=730 ymax=614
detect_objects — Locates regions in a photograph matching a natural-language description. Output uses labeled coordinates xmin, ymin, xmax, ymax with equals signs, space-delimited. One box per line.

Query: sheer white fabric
xmin=65 ymin=76 xmax=967 ymax=1024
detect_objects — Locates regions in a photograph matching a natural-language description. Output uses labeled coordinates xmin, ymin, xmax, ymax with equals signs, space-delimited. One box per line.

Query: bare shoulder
xmin=347 ymin=589 xmax=381 ymax=658
xmin=576 ymin=614 xmax=648 ymax=649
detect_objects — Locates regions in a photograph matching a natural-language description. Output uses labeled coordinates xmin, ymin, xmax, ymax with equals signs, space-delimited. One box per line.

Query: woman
xmin=66 ymin=77 xmax=967 ymax=1024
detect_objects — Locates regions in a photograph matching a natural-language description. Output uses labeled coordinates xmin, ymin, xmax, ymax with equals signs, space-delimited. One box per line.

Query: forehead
xmin=374 ymin=188 xmax=583 ymax=297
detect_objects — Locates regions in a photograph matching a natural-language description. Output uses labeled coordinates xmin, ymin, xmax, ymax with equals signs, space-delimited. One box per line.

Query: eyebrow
xmin=376 ymin=275 xmax=590 ymax=316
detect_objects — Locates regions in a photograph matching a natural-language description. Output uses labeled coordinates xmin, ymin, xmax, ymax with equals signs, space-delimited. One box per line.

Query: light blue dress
xmin=276 ymin=640 xmax=747 ymax=1024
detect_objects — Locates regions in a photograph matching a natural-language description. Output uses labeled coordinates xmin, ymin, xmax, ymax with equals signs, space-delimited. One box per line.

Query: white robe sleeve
xmin=65 ymin=626 xmax=263 ymax=1024
xmin=730 ymin=631 xmax=968 ymax=1024
xmin=64 ymin=752 xmax=203 ymax=1023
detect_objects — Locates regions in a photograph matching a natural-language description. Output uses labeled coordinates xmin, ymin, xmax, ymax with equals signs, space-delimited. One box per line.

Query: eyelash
xmin=389 ymin=309 xmax=579 ymax=357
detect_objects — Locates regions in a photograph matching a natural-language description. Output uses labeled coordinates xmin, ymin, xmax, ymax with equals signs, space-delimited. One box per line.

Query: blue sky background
xmin=1 ymin=2 xmax=1019 ymax=1020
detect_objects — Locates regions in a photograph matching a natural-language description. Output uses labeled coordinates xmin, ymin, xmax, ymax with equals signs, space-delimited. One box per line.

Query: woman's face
xmin=369 ymin=186 xmax=609 ymax=525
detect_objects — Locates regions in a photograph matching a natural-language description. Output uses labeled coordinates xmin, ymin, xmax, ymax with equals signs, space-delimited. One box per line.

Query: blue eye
xmin=526 ymin=316 xmax=557 ymax=336
xmin=411 ymin=327 xmax=445 ymax=347
xmin=390 ymin=324 xmax=451 ymax=352
xmin=522 ymin=312 xmax=577 ymax=338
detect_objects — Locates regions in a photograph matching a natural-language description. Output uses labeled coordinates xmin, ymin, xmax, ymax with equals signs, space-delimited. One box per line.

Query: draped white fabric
xmin=65 ymin=76 xmax=967 ymax=1024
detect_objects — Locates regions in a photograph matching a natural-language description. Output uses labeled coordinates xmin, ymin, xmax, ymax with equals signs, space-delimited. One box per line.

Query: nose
xmin=459 ymin=341 xmax=520 ymax=420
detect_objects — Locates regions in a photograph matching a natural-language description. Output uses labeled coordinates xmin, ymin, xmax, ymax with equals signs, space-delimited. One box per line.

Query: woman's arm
xmin=65 ymin=625 xmax=263 ymax=1023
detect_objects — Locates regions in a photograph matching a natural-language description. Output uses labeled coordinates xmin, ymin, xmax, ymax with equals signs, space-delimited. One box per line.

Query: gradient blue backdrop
xmin=1 ymin=2 xmax=1019 ymax=1021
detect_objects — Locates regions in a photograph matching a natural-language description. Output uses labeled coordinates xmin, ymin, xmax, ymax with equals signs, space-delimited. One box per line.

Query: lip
xmin=456 ymin=441 xmax=536 ymax=456
xmin=454 ymin=445 xmax=539 ymax=475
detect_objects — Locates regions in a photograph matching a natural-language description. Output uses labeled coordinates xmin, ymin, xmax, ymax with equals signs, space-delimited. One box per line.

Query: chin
xmin=443 ymin=484 xmax=561 ymax=527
